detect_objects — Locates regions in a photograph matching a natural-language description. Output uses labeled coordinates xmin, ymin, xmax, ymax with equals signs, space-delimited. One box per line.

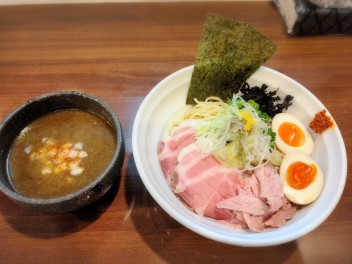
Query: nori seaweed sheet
xmin=186 ymin=14 xmax=277 ymax=105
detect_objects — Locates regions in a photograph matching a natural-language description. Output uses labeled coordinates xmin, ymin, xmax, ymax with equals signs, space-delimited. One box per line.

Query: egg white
xmin=279 ymin=152 xmax=324 ymax=205
xmin=272 ymin=113 xmax=314 ymax=155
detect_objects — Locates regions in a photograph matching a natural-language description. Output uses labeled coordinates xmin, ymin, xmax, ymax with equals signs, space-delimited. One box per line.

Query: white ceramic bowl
xmin=132 ymin=65 xmax=347 ymax=247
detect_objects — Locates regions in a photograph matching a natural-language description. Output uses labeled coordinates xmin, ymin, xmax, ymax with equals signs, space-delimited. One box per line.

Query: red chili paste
xmin=309 ymin=110 xmax=334 ymax=134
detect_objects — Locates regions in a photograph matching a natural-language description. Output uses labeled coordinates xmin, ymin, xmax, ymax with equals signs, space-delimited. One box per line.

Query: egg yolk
xmin=286 ymin=161 xmax=317 ymax=190
xmin=279 ymin=122 xmax=305 ymax=147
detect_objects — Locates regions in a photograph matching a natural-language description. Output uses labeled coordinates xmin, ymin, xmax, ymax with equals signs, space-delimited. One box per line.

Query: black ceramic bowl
xmin=0 ymin=91 xmax=125 ymax=213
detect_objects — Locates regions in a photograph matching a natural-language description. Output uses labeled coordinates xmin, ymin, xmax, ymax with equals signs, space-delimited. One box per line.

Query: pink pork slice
xmin=254 ymin=164 xmax=284 ymax=212
xmin=264 ymin=197 xmax=297 ymax=228
xmin=217 ymin=164 xmax=296 ymax=231
xmin=173 ymin=143 xmax=245 ymax=223
xmin=158 ymin=122 xmax=197 ymax=185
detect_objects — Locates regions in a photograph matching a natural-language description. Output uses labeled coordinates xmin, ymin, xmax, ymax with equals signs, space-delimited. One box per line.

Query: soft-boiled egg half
xmin=272 ymin=113 xmax=314 ymax=155
xmin=279 ymin=152 xmax=323 ymax=205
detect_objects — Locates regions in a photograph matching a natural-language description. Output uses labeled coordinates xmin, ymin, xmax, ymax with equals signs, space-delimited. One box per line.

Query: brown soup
xmin=7 ymin=110 xmax=116 ymax=198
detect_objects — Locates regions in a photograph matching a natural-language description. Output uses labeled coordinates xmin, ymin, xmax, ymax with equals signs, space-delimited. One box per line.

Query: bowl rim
xmin=0 ymin=90 xmax=123 ymax=205
xmin=132 ymin=65 xmax=348 ymax=246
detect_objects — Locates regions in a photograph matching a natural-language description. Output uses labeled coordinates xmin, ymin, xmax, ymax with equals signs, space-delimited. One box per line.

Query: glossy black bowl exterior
xmin=0 ymin=91 xmax=124 ymax=213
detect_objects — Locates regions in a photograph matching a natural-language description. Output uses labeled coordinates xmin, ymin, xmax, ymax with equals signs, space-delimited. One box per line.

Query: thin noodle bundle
xmin=169 ymin=97 xmax=226 ymax=130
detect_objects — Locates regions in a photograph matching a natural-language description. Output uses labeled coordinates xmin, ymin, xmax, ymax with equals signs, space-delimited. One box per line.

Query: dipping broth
xmin=7 ymin=110 xmax=116 ymax=198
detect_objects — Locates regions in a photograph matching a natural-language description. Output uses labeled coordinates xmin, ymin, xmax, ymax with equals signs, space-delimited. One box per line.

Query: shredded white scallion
xmin=195 ymin=95 xmax=273 ymax=170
